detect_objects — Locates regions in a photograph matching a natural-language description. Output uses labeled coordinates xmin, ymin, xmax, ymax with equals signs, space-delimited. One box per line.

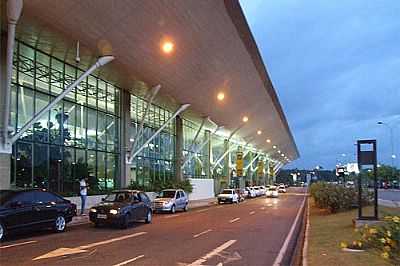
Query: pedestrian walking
xmin=79 ymin=177 xmax=89 ymax=215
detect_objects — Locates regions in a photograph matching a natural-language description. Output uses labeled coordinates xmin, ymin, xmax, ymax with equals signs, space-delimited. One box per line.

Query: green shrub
xmin=310 ymin=182 xmax=372 ymax=213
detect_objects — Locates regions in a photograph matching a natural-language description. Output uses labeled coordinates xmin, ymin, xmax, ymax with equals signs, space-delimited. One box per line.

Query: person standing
xmin=79 ymin=177 xmax=89 ymax=215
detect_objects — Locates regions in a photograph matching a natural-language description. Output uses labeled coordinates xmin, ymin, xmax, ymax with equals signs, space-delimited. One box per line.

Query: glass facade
xmin=7 ymin=41 xmax=269 ymax=196
xmin=10 ymin=41 xmax=120 ymax=196
xmin=130 ymin=95 xmax=175 ymax=189
xmin=182 ymin=119 xmax=207 ymax=178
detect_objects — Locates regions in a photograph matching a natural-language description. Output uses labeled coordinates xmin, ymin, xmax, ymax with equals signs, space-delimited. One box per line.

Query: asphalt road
xmin=0 ymin=188 xmax=306 ymax=266
xmin=378 ymin=189 xmax=400 ymax=202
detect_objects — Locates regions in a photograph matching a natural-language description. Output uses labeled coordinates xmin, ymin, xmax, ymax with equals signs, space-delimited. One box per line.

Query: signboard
xmin=346 ymin=163 xmax=359 ymax=174
xmin=257 ymin=160 xmax=264 ymax=177
xmin=236 ymin=151 xmax=243 ymax=177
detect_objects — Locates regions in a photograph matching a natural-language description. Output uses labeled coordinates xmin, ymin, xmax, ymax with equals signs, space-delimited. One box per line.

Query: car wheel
xmin=120 ymin=214 xmax=130 ymax=229
xmin=54 ymin=215 xmax=66 ymax=233
xmin=183 ymin=204 xmax=188 ymax=212
xmin=0 ymin=222 xmax=5 ymax=242
xmin=171 ymin=204 xmax=176 ymax=214
xmin=145 ymin=210 xmax=152 ymax=224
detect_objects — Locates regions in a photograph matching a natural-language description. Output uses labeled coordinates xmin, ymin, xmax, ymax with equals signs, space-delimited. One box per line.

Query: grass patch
xmin=307 ymin=198 xmax=400 ymax=266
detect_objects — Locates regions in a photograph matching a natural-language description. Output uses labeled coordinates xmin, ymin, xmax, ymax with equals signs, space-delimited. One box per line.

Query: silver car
xmin=153 ymin=189 xmax=189 ymax=213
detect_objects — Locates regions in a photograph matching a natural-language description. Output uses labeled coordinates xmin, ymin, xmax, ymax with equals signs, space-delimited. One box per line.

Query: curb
xmin=302 ymin=197 xmax=310 ymax=266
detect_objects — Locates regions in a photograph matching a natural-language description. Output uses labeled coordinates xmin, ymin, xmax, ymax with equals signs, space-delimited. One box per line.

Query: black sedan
xmin=0 ymin=189 xmax=77 ymax=241
xmin=89 ymin=190 xmax=152 ymax=229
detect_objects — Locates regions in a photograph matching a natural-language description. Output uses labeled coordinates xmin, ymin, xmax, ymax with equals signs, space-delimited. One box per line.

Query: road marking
xmin=267 ymin=204 xmax=273 ymax=207
xmin=193 ymin=229 xmax=212 ymax=238
xmin=187 ymin=240 xmax=237 ymax=266
xmin=273 ymin=197 xmax=306 ymax=266
xmin=260 ymin=207 xmax=266 ymax=210
xmin=229 ymin=218 xmax=240 ymax=223
xmin=165 ymin=214 xmax=181 ymax=219
xmin=249 ymin=211 xmax=255 ymax=215
xmin=113 ymin=255 xmax=144 ymax=266
xmin=195 ymin=208 xmax=209 ymax=213
xmin=33 ymin=232 xmax=147 ymax=260
xmin=216 ymin=206 xmax=224 ymax=209
xmin=0 ymin=240 xmax=37 ymax=249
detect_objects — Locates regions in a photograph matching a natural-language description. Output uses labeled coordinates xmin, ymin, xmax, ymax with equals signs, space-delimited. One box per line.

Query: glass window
xmin=35 ymin=191 xmax=60 ymax=204
xmin=11 ymin=191 xmax=36 ymax=205
xmin=12 ymin=41 xmax=120 ymax=196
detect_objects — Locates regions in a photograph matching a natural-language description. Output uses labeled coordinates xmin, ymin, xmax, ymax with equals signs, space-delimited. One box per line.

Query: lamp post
xmin=377 ymin=121 xmax=397 ymax=185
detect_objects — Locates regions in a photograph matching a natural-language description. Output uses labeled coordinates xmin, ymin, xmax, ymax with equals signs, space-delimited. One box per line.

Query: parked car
xmin=259 ymin=186 xmax=267 ymax=195
xmin=278 ymin=185 xmax=287 ymax=193
xmin=266 ymin=186 xmax=279 ymax=198
xmin=217 ymin=189 xmax=239 ymax=204
xmin=0 ymin=189 xmax=76 ymax=241
xmin=245 ymin=187 xmax=257 ymax=198
xmin=253 ymin=186 xmax=261 ymax=196
xmin=89 ymin=190 xmax=152 ymax=229
xmin=153 ymin=189 xmax=189 ymax=213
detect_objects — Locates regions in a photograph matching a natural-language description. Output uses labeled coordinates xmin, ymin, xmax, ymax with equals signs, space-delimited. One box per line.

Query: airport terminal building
xmin=0 ymin=1 xmax=298 ymax=198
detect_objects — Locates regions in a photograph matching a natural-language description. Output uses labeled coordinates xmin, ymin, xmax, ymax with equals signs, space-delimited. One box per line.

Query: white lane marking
xmin=165 ymin=214 xmax=181 ymax=219
xmin=216 ymin=206 xmax=224 ymax=209
xmin=187 ymin=240 xmax=237 ymax=266
xmin=267 ymin=204 xmax=273 ymax=207
xmin=195 ymin=208 xmax=209 ymax=213
xmin=193 ymin=229 xmax=212 ymax=238
xmin=0 ymin=240 xmax=37 ymax=249
xmin=260 ymin=207 xmax=266 ymax=210
xmin=273 ymin=197 xmax=306 ymax=266
xmin=33 ymin=232 xmax=147 ymax=260
xmin=249 ymin=211 xmax=255 ymax=215
xmin=113 ymin=255 xmax=144 ymax=266
xmin=229 ymin=218 xmax=240 ymax=223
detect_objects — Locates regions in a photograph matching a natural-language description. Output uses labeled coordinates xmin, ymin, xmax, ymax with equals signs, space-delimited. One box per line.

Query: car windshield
xmin=269 ymin=188 xmax=277 ymax=191
xmin=158 ymin=190 xmax=176 ymax=198
xmin=104 ymin=192 xmax=132 ymax=202
xmin=0 ymin=191 xmax=17 ymax=205
xmin=222 ymin=189 xmax=232 ymax=194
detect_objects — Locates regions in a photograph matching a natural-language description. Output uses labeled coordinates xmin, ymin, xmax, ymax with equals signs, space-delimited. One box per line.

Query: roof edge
xmin=223 ymin=0 xmax=299 ymax=159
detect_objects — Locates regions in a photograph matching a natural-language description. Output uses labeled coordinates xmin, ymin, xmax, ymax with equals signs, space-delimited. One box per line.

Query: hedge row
xmin=309 ymin=182 xmax=372 ymax=213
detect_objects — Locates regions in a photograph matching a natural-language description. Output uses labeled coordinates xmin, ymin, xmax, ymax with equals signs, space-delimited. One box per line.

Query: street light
xmin=377 ymin=121 xmax=397 ymax=184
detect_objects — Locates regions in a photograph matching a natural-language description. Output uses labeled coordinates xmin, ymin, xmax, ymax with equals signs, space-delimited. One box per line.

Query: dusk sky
xmin=241 ymin=0 xmax=400 ymax=170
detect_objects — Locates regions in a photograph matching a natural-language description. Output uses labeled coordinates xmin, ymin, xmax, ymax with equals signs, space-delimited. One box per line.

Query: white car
xmin=245 ymin=187 xmax=257 ymax=198
xmin=266 ymin=186 xmax=279 ymax=198
xmin=217 ymin=189 xmax=239 ymax=204
xmin=278 ymin=185 xmax=286 ymax=193
xmin=253 ymin=186 xmax=262 ymax=197
xmin=259 ymin=186 xmax=266 ymax=195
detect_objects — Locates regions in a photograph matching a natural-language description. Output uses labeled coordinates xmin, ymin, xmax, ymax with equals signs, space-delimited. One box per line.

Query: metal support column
xmin=120 ymin=90 xmax=131 ymax=188
xmin=175 ymin=115 xmax=184 ymax=181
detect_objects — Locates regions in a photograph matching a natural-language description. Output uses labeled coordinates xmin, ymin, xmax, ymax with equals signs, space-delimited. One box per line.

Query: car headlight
xmin=90 ymin=208 xmax=97 ymax=213
xmin=163 ymin=201 xmax=172 ymax=206
xmin=109 ymin=209 xmax=118 ymax=215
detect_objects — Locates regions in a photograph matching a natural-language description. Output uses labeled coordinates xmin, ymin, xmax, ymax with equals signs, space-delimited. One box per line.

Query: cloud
xmin=241 ymin=0 xmax=400 ymax=169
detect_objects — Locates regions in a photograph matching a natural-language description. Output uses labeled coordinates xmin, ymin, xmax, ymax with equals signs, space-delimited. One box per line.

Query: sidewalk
xmin=70 ymin=197 xmax=217 ymax=226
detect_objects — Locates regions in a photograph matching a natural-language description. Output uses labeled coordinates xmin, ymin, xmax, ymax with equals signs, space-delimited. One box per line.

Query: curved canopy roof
xmin=10 ymin=0 xmax=299 ymax=163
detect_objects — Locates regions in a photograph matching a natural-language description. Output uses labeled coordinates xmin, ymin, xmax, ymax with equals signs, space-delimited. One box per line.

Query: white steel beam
xmin=211 ymin=144 xmax=236 ymax=172
xmin=128 ymin=104 xmax=190 ymax=163
xmin=187 ymin=116 xmax=208 ymax=153
xmin=245 ymin=153 xmax=261 ymax=170
xmin=182 ymin=126 xmax=222 ymax=167
xmin=129 ymin=84 xmax=160 ymax=158
xmin=1 ymin=0 xmax=23 ymax=152
xmin=10 ymin=56 xmax=114 ymax=144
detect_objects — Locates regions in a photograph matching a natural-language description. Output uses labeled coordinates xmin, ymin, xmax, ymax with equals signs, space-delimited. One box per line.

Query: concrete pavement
xmin=0 ymin=188 xmax=306 ymax=266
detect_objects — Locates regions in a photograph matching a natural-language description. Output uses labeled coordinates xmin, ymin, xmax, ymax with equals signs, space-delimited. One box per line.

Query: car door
xmin=33 ymin=191 xmax=59 ymax=225
xmin=3 ymin=191 xmax=36 ymax=230
xmin=175 ymin=191 xmax=182 ymax=209
xmin=138 ymin=193 xmax=149 ymax=218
